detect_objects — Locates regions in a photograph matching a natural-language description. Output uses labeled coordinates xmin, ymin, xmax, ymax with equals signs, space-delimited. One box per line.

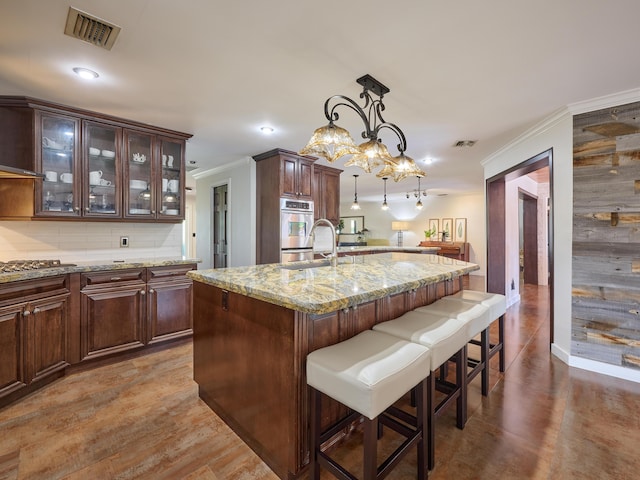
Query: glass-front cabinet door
xmin=37 ymin=112 xmax=80 ymax=217
xmin=124 ymin=131 xmax=154 ymax=218
xmin=158 ymin=138 xmax=184 ymax=219
xmin=84 ymin=122 xmax=121 ymax=217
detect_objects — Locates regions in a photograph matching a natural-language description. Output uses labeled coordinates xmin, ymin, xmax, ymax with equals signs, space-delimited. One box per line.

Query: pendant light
xmin=415 ymin=176 xmax=423 ymax=209
xmin=381 ymin=177 xmax=389 ymax=210
xmin=300 ymin=75 xmax=425 ymax=180
xmin=350 ymin=174 xmax=361 ymax=210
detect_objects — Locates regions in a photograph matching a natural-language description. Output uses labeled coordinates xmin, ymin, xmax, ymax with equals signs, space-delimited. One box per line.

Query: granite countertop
xmin=188 ymin=252 xmax=478 ymax=314
xmin=337 ymin=245 xmax=440 ymax=254
xmin=0 ymin=257 xmax=200 ymax=284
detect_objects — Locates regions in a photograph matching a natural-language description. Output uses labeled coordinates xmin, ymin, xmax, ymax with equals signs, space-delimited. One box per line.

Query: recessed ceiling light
xmin=72 ymin=67 xmax=99 ymax=79
xmin=260 ymin=126 xmax=274 ymax=134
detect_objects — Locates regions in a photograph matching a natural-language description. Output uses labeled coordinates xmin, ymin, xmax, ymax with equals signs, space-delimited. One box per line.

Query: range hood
xmin=0 ymin=165 xmax=43 ymax=179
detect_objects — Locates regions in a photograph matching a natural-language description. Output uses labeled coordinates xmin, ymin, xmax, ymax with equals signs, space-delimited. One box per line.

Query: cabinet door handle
xmin=74 ymin=207 xmax=80 ymax=212
xmin=33 ymin=307 xmax=41 ymax=314
xmin=110 ymin=277 xmax=122 ymax=281
xmin=85 ymin=207 xmax=90 ymax=212
xmin=23 ymin=309 xmax=31 ymax=316
xmin=151 ymin=210 xmax=156 ymax=214
xmin=148 ymin=288 xmax=155 ymax=294
xmin=140 ymin=290 xmax=146 ymax=295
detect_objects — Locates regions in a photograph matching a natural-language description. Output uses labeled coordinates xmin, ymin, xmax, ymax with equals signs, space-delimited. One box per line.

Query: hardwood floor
xmin=1 ymin=282 xmax=639 ymax=479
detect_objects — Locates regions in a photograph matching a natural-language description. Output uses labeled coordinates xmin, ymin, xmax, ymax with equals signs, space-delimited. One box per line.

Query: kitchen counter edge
xmin=0 ymin=257 xmax=201 ymax=284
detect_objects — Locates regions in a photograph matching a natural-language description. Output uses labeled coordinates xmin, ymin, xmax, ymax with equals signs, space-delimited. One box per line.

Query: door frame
xmin=486 ymin=148 xmax=554 ymax=342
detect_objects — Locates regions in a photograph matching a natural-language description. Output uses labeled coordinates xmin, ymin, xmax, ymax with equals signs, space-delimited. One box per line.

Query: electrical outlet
xmin=120 ymin=236 xmax=129 ymax=248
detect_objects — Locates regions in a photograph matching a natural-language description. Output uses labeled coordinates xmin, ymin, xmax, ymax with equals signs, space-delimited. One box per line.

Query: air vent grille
xmin=64 ymin=7 xmax=121 ymax=50
xmin=453 ymin=140 xmax=477 ymax=147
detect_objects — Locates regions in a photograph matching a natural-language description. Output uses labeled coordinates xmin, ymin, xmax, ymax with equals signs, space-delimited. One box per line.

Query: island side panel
xmin=192 ymin=274 xmax=464 ymax=480
xmin=193 ymin=282 xmax=300 ymax=480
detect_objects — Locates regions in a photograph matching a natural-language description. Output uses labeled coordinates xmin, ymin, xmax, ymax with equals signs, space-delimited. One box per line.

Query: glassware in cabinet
xmin=37 ymin=113 xmax=79 ymax=216
xmin=124 ymin=130 xmax=154 ymax=217
xmin=158 ymin=138 xmax=184 ymax=218
xmin=84 ymin=121 xmax=121 ymax=217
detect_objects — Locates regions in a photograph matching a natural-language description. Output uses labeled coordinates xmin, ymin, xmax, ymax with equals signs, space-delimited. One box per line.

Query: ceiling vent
xmin=64 ymin=7 xmax=121 ymax=50
xmin=453 ymin=140 xmax=477 ymax=147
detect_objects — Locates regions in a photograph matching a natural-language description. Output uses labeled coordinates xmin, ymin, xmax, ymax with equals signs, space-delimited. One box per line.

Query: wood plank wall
xmin=572 ymin=101 xmax=640 ymax=370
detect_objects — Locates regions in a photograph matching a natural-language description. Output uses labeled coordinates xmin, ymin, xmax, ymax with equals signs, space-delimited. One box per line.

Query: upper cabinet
xmin=312 ymin=164 xmax=342 ymax=225
xmin=254 ymin=148 xmax=316 ymax=201
xmin=0 ymin=96 xmax=192 ymax=222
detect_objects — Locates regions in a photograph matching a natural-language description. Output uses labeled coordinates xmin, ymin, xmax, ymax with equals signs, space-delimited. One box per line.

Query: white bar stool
xmin=307 ymin=329 xmax=431 ymax=480
xmin=416 ymin=297 xmax=495 ymax=395
xmin=450 ymin=290 xmax=506 ymax=373
xmin=372 ymin=310 xmax=471 ymax=470
xmin=447 ymin=290 xmax=507 ymax=396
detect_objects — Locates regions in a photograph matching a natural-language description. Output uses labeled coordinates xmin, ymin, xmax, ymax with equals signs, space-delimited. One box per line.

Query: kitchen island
xmin=189 ymin=252 xmax=478 ymax=479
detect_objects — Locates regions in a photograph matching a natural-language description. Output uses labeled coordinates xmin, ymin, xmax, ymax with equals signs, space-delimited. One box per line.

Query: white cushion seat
xmin=373 ymin=310 xmax=469 ymax=371
xmin=416 ymin=297 xmax=491 ymax=337
xmin=450 ymin=290 xmax=506 ymax=320
xmin=306 ymin=329 xmax=431 ymax=420
xmin=307 ymin=330 xmax=431 ymax=479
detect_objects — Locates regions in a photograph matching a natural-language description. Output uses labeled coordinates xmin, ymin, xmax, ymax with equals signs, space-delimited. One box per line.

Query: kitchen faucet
xmin=310 ymin=219 xmax=338 ymax=267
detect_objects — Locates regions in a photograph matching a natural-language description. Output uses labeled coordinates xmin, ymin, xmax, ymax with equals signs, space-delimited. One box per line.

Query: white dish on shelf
xmin=132 ymin=153 xmax=146 ymax=163
xmin=102 ymin=149 xmax=116 ymax=158
xmin=89 ymin=147 xmax=101 ymax=156
xmin=130 ymin=208 xmax=151 ymax=214
xmin=129 ymin=179 xmax=148 ymax=189
xmin=164 ymin=209 xmax=179 ymax=215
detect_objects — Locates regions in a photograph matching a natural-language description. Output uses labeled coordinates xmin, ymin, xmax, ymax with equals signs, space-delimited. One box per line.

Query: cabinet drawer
xmin=147 ymin=264 xmax=196 ymax=282
xmin=0 ymin=275 xmax=69 ymax=308
xmin=81 ymin=269 xmax=145 ymax=288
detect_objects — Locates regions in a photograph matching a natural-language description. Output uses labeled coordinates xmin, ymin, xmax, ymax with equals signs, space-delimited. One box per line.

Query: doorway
xmin=213 ymin=184 xmax=228 ymax=268
xmin=519 ymin=190 xmax=539 ymax=285
xmin=486 ymin=149 xmax=554 ymax=343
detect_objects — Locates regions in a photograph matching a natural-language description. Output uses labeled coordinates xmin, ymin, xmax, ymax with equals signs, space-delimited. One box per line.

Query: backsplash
xmin=0 ymin=221 xmax=183 ymax=262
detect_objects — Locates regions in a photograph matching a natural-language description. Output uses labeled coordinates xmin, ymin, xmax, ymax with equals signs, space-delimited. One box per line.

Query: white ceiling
xmin=2 ymin=0 xmax=640 ymax=201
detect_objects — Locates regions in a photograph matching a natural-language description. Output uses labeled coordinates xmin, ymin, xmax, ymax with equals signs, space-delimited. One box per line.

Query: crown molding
xmin=481 ymin=107 xmax=569 ymax=166
xmin=567 ymin=87 xmax=640 ymax=115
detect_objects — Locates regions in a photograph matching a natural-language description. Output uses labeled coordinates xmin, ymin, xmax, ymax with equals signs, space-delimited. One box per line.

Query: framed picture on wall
xmin=441 ymin=218 xmax=453 ymax=241
xmin=454 ymin=218 xmax=467 ymax=242
xmin=428 ymin=218 xmax=439 ymax=240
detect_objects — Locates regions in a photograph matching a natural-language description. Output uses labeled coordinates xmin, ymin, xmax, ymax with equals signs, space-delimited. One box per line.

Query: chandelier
xmin=300 ymin=74 xmax=425 ymax=181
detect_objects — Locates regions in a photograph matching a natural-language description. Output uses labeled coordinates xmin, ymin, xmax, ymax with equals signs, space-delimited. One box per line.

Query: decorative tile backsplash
xmin=0 ymin=221 xmax=183 ymax=262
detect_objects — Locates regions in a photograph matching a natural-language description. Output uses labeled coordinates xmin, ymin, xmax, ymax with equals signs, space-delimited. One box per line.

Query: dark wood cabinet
xmin=254 ymin=148 xmax=342 ymax=264
xmin=280 ymin=152 xmax=314 ymax=199
xmin=0 ymin=306 xmax=25 ymax=399
xmin=0 ymin=275 xmax=70 ymax=406
xmin=312 ymin=164 xmax=342 ymax=224
xmin=80 ymin=264 xmax=196 ymax=360
xmin=26 ymin=294 xmax=69 ymax=383
xmin=0 ymin=263 xmax=195 ymax=408
xmin=0 ymin=96 xmax=191 ymax=222
xmin=146 ymin=264 xmax=194 ymax=344
xmin=254 ymin=148 xmax=317 ymax=264
xmin=254 ymin=148 xmax=315 ymax=200
xmin=80 ymin=269 xmax=147 ymax=361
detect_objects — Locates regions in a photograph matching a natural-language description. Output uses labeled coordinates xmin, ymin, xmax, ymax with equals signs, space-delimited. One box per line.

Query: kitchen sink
xmin=279 ymin=256 xmax=358 ymax=271
xmin=279 ymin=260 xmax=331 ymax=270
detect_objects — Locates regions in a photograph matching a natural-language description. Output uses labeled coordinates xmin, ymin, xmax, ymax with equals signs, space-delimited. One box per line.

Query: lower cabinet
xmin=80 ymin=269 xmax=147 ymax=360
xmin=80 ymin=264 xmax=195 ymax=361
xmin=0 ymin=276 xmax=69 ymax=403
xmin=147 ymin=265 xmax=194 ymax=344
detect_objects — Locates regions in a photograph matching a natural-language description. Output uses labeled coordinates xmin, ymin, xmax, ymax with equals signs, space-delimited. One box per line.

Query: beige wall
xmin=339 ymin=191 xmax=486 ymax=276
